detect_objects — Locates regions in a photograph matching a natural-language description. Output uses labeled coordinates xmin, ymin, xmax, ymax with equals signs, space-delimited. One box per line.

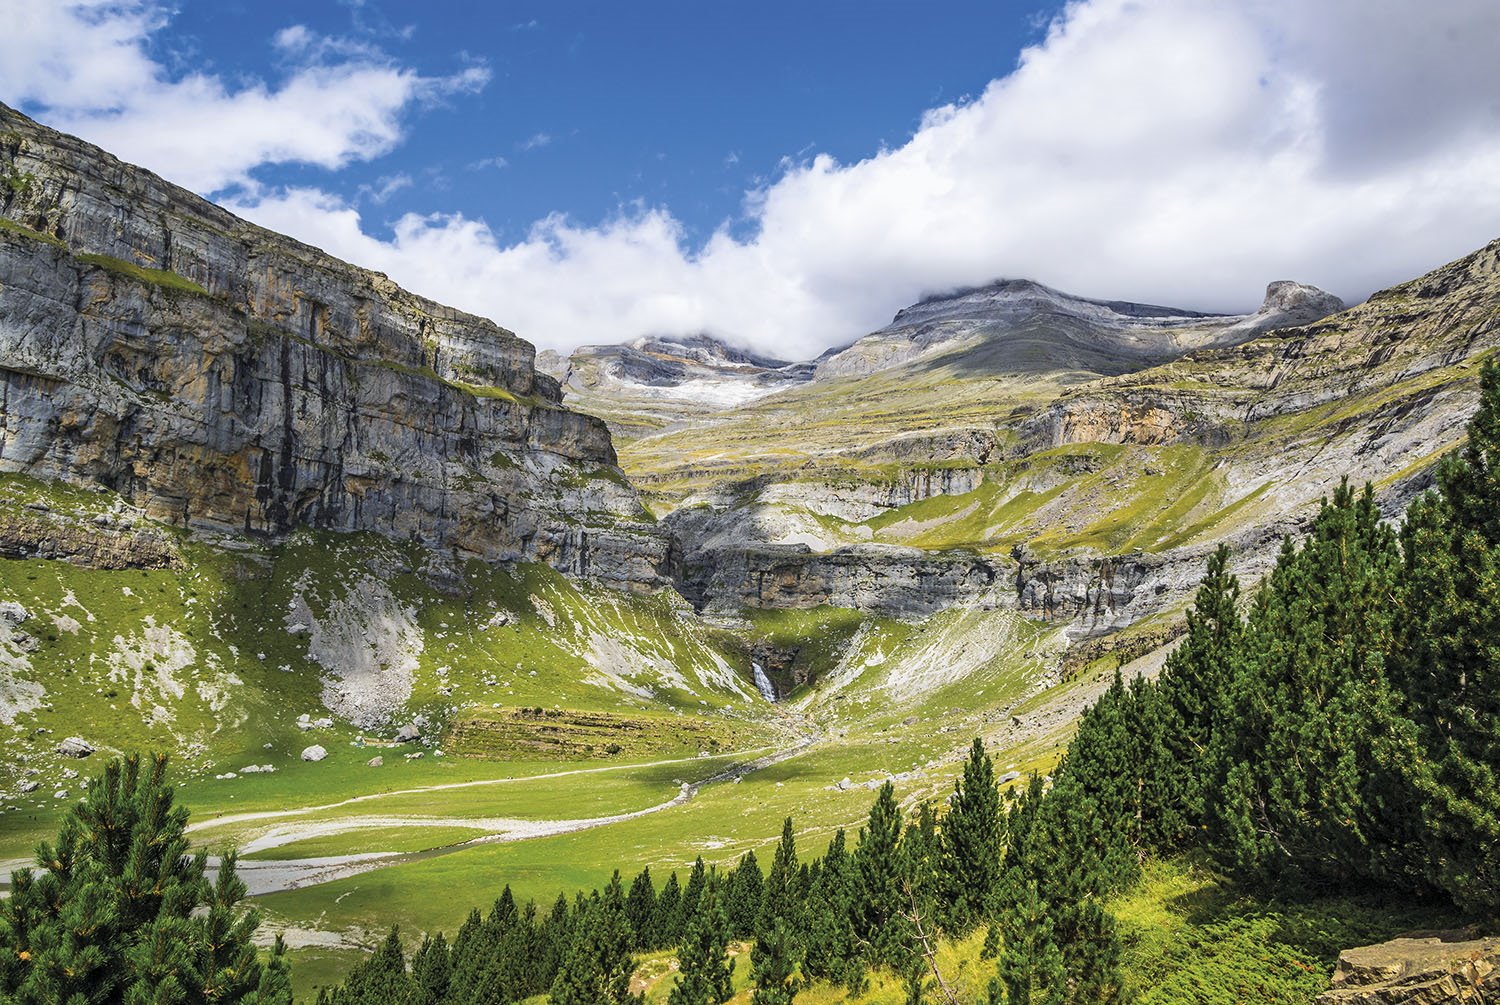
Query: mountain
xmin=602 ymin=251 xmax=1494 ymax=638
xmin=1 ymin=104 xmax=1494 ymax=999
xmin=0 ymin=103 xmax=669 ymax=592
xmin=544 ymin=333 xmax=814 ymax=441
xmin=0 ymin=104 xmax=778 ymax=795
xmin=813 ymin=277 xmax=1343 ymax=379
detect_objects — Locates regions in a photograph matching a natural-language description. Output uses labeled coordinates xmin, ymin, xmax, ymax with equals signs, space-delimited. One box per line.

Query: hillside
xmin=2 ymin=102 xmax=1497 ymax=1002
xmin=578 ymin=252 xmax=1498 ymax=639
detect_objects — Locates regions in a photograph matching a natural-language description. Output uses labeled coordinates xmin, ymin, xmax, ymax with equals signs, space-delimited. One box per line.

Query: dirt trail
xmin=216 ymin=736 xmax=818 ymax=898
xmin=189 ymin=744 xmax=783 ymax=834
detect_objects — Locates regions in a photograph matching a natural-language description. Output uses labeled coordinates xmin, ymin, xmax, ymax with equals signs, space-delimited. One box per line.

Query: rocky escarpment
xmin=0 ymin=104 xmax=671 ymax=589
xmin=680 ymin=506 xmax=1301 ymax=633
xmin=1030 ymin=239 xmax=1500 ymax=451
xmin=629 ymin=244 xmax=1496 ymax=632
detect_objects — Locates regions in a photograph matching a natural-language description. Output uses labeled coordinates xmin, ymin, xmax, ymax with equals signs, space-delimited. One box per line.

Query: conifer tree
xmin=759 ymin=818 xmax=802 ymax=934
xmin=681 ymin=857 xmax=708 ymax=933
xmin=802 ymin=829 xmax=863 ymax=992
xmin=1155 ymin=543 xmax=1242 ymax=841
xmin=410 ymin=932 xmax=450 ymax=1005
xmin=669 ymin=878 xmax=735 ymax=1005
xmin=1394 ymin=361 xmax=1500 ymax=912
xmin=655 ymin=872 xmax=684 ymax=949
xmin=537 ymin=892 xmax=574 ymax=989
xmin=551 ymin=874 xmax=641 ymax=1005
xmin=727 ymin=850 xmax=764 ymax=939
xmin=328 ymin=927 xmax=413 ymax=1005
xmin=940 ymin=738 xmax=1002 ymax=932
xmin=753 ymin=818 xmax=805 ymax=1004
xmin=443 ymin=908 xmax=486 ymax=1005
xmin=626 ymin=867 xmax=658 ymax=950
xmin=0 ymin=753 xmax=290 ymax=1005
xmin=900 ymin=802 xmax=942 ymax=928
xmin=1204 ymin=483 xmax=1413 ymax=889
xmin=854 ymin=782 xmax=910 ymax=970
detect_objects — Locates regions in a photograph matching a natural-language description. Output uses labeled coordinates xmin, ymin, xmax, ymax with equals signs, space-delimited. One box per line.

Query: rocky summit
xmin=0 ymin=104 xmax=670 ymax=591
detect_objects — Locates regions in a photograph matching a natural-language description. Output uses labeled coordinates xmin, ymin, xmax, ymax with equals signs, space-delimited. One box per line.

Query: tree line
xmin=7 ymin=364 xmax=1496 ymax=1003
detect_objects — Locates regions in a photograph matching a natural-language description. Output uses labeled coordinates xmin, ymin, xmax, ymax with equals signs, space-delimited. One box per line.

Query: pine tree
xmin=669 ymin=878 xmax=734 ymax=1005
xmin=681 ymin=857 xmax=708 ymax=935
xmin=753 ymin=818 xmax=805 ymax=1004
xmin=0 ymin=753 xmax=291 ymax=1005
xmin=551 ymin=875 xmax=641 ymax=1005
xmin=899 ymin=801 xmax=942 ymax=930
xmin=940 ymin=739 xmax=1002 ymax=932
xmin=655 ymin=872 xmax=684 ymax=949
xmin=329 ymin=927 xmax=413 ymax=1005
xmin=759 ymin=818 xmax=802 ymax=933
xmin=1393 ymin=361 xmax=1500 ymax=912
xmin=409 ymin=932 xmax=450 ymax=1005
xmin=802 ymin=829 xmax=862 ymax=992
xmin=854 ymin=782 xmax=910 ymax=971
xmin=626 ymin=867 xmax=658 ymax=950
xmin=989 ymin=872 xmax=1065 ymax=1005
xmin=726 ymin=851 xmax=764 ymax=939
xmin=536 ymin=893 xmax=574 ymax=990
xmin=1155 ymin=542 xmax=1241 ymax=842
xmin=1204 ymin=483 xmax=1415 ymax=890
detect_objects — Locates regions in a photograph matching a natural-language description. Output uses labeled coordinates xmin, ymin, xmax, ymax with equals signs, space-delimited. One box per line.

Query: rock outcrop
xmin=813 ymin=277 xmax=1343 ymax=380
xmin=0 ymin=104 xmax=671 ymax=590
xmin=1318 ymin=931 xmax=1499 ymax=1004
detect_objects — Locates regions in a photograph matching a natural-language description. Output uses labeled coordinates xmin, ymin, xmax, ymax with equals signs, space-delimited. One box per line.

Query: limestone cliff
xmin=618 ymin=243 xmax=1494 ymax=633
xmin=0 ymin=104 xmax=671 ymax=589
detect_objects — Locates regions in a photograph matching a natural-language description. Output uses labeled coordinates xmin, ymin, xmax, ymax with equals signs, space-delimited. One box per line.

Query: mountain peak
xmin=1256 ymin=280 xmax=1345 ymax=324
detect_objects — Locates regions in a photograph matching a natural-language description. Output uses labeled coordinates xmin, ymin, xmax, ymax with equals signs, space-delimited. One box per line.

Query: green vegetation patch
xmin=0 ymin=216 xmax=65 ymax=249
xmin=1114 ymin=858 xmax=1451 ymax=1004
xmin=78 ymin=252 xmax=209 ymax=295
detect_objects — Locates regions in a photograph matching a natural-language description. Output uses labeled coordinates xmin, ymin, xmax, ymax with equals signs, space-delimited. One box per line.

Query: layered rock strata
xmin=0 ymin=104 xmax=671 ymax=589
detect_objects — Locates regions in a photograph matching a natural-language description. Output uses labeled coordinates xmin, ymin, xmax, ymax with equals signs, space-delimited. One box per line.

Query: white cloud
xmin=11 ymin=0 xmax=1500 ymax=360
xmin=360 ymin=173 xmax=413 ymax=205
xmin=519 ymin=132 xmax=553 ymax=152
xmin=0 ymin=1 xmax=488 ymax=193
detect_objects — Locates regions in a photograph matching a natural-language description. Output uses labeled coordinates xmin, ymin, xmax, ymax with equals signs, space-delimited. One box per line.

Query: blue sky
xmin=4 ymin=1 xmax=1500 ymax=356
xmin=162 ymin=1 xmax=1060 ymax=246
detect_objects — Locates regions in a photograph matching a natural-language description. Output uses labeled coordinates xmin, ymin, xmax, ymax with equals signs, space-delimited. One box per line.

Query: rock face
xmin=813 ymin=277 xmax=1343 ymax=380
xmin=1318 ymin=931 xmax=1499 ymax=1003
xmin=621 ymin=242 xmax=1493 ymax=629
xmin=0 ymin=103 xmax=671 ymax=590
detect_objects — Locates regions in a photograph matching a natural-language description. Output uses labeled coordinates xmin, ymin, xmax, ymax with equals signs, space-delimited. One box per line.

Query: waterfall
xmin=751 ymin=661 xmax=777 ymax=702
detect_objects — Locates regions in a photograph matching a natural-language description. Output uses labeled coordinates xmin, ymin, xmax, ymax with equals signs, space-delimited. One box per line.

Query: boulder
xmin=17 ymin=780 xmax=38 ymax=793
xmin=300 ymin=745 xmax=328 ymax=762
xmin=56 ymin=736 xmax=94 ymax=758
xmin=1317 ymin=930 xmax=1499 ymax=1004
xmin=366 ymin=756 xmax=384 ymax=767
xmin=394 ymin=723 xmax=421 ymax=743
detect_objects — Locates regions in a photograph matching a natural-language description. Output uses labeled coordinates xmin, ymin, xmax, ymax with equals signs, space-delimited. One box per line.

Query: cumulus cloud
xmin=0 ymin=0 xmax=487 ymax=193
xmin=11 ymin=0 xmax=1500 ymax=359
xmin=228 ymin=0 xmax=1500 ymax=357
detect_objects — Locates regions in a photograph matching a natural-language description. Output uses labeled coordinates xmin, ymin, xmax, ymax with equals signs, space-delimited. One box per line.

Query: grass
xmin=0 ymin=216 xmax=66 ymax=249
xmin=1113 ymin=857 xmax=1454 ymax=1003
xmin=78 ymin=252 xmax=209 ymax=296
